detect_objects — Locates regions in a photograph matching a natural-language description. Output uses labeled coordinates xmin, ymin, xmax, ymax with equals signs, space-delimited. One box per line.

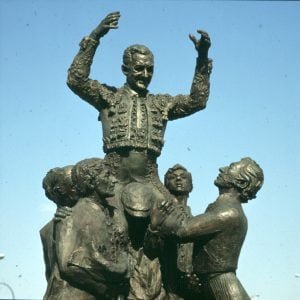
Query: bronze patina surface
xmin=41 ymin=11 xmax=264 ymax=300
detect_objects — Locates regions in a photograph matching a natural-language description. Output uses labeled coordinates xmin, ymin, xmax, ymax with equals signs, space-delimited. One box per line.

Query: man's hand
xmin=90 ymin=12 xmax=121 ymax=40
xmin=189 ymin=30 xmax=211 ymax=59
xmin=54 ymin=206 xmax=72 ymax=223
xmin=150 ymin=200 xmax=174 ymax=231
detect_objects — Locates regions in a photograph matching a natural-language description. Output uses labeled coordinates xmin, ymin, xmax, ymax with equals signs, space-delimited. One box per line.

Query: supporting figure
xmin=40 ymin=166 xmax=95 ymax=299
xmin=55 ymin=158 xmax=130 ymax=299
xmin=151 ymin=158 xmax=264 ymax=300
xmin=161 ymin=164 xmax=194 ymax=299
xmin=67 ymin=11 xmax=212 ymax=194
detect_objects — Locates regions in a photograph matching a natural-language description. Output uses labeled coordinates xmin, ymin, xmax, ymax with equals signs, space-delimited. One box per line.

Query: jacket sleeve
xmin=67 ymin=36 xmax=116 ymax=111
xmin=167 ymin=58 xmax=213 ymax=120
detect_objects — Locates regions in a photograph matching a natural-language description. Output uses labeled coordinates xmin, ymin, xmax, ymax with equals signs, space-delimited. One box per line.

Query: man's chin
xmin=137 ymin=85 xmax=148 ymax=92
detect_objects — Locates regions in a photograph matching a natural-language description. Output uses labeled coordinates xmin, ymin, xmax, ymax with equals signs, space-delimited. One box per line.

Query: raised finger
xmin=161 ymin=204 xmax=170 ymax=212
xmin=160 ymin=200 xmax=169 ymax=208
xmin=189 ymin=34 xmax=197 ymax=45
xmin=106 ymin=11 xmax=120 ymax=18
xmin=197 ymin=29 xmax=209 ymax=37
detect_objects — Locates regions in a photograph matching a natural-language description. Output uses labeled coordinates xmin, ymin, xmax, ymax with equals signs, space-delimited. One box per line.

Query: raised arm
xmin=67 ymin=12 xmax=120 ymax=110
xmin=168 ymin=30 xmax=213 ymax=120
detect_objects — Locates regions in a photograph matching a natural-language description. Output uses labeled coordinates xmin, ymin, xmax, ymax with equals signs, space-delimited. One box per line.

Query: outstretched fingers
xmin=197 ymin=29 xmax=211 ymax=45
xmin=104 ymin=11 xmax=121 ymax=29
xmin=189 ymin=33 xmax=198 ymax=46
xmin=159 ymin=200 xmax=174 ymax=215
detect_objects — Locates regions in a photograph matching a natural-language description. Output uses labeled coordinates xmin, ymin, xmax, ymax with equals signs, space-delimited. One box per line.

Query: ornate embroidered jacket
xmin=67 ymin=37 xmax=212 ymax=157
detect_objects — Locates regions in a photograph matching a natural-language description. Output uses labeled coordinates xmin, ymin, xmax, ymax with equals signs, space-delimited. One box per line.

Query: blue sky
xmin=0 ymin=1 xmax=299 ymax=299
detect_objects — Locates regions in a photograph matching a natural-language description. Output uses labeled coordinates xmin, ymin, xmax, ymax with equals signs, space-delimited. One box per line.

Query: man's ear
xmin=122 ymin=64 xmax=128 ymax=76
xmin=235 ymin=178 xmax=249 ymax=190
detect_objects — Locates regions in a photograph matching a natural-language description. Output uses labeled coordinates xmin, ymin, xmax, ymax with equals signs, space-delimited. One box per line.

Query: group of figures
xmin=41 ymin=12 xmax=264 ymax=300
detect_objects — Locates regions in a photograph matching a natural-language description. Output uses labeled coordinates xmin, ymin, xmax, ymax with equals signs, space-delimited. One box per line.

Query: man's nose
xmin=143 ymin=68 xmax=149 ymax=77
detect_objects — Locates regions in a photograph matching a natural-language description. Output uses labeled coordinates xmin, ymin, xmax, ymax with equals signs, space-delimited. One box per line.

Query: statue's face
xmin=125 ymin=53 xmax=153 ymax=93
xmin=95 ymin=169 xmax=117 ymax=198
xmin=214 ymin=160 xmax=247 ymax=188
xmin=166 ymin=169 xmax=192 ymax=196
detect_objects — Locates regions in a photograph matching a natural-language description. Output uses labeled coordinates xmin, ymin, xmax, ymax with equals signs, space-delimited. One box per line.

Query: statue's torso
xmin=193 ymin=198 xmax=248 ymax=275
xmin=99 ymin=87 xmax=169 ymax=157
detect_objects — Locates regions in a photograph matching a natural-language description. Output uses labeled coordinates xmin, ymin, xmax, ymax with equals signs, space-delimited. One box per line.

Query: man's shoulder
xmin=73 ymin=197 xmax=99 ymax=212
xmin=67 ymin=198 xmax=103 ymax=228
xmin=40 ymin=220 xmax=54 ymax=239
xmin=213 ymin=197 xmax=246 ymax=225
xmin=146 ymin=93 xmax=175 ymax=113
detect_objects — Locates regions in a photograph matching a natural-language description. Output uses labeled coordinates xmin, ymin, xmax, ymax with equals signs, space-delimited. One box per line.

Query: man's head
xmin=214 ymin=157 xmax=264 ymax=202
xmin=72 ymin=158 xmax=117 ymax=198
xmin=164 ymin=164 xmax=193 ymax=196
xmin=122 ymin=44 xmax=154 ymax=94
xmin=42 ymin=165 xmax=78 ymax=207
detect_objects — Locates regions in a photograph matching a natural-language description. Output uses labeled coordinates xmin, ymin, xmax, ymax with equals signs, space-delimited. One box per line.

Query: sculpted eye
xmin=147 ymin=66 xmax=153 ymax=73
xmin=134 ymin=65 xmax=144 ymax=72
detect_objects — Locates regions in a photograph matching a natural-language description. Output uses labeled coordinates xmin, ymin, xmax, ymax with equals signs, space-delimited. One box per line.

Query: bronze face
xmin=95 ymin=170 xmax=117 ymax=198
xmin=125 ymin=53 xmax=154 ymax=93
xmin=214 ymin=160 xmax=247 ymax=188
xmin=166 ymin=169 xmax=192 ymax=195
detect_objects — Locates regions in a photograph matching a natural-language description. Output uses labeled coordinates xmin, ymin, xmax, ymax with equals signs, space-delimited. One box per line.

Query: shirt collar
xmin=123 ymin=84 xmax=148 ymax=97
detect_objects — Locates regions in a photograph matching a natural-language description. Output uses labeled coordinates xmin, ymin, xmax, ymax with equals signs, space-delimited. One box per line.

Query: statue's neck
xmin=174 ymin=194 xmax=188 ymax=206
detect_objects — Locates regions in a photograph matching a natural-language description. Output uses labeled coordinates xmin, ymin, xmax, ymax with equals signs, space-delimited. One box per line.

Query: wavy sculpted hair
xmin=233 ymin=157 xmax=264 ymax=201
xmin=71 ymin=158 xmax=108 ymax=197
xmin=123 ymin=44 xmax=154 ymax=66
xmin=42 ymin=165 xmax=73 ymax=205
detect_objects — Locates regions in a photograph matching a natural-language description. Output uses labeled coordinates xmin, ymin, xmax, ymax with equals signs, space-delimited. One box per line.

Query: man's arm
xmin=40 ymin=221 xmax=54 ymax=281
xmin=167 ymin=30 xmax=213 ymax=120
xmin=176 ymin=206 xmax=241 ymax=243
xmin=67 ymin=12 xmax=120 ymax=110
xmin=176 ymin=212 xmax=223 ymax=242
xmin=151 ymin=200 xmax=235 ymax=243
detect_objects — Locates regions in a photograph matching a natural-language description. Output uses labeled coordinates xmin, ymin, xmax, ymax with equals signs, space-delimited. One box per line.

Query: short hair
xmin=123 ymin=44 xmax=154 ymax=66
xmin=234 ymin=157 xmax=264 ymax=201
xmin=42 ymin=165 xmax=73 ymax=204
xmin=164 ymin=164 xmax=193 ymax=194
xmin=71 ymin=158 xmax=108 ymax=197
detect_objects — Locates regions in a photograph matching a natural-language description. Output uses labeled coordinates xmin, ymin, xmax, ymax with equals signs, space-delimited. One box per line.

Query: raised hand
xmin=189 ymin=29 xmax=211 ymax=59
xmin=90 ymin=11 xmax=121 ymax=40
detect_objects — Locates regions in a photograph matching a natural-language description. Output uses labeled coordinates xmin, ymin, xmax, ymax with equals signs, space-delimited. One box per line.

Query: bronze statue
xmin=67 ymin=11 xmax=212 ymax=188
xmin=143 ymin=164 xmax=196 ymax=300
xmin=40 ymin=166 xmax=95 ymax=299
xmin=121 ymin=182 xmax=166 ymax=299
xmin=151 ymin=158 xmax=264 ymax=299
xmin=55 ymin=158 xmax=131 ymax=299
xmin=40 ymin=10 xmax=266 ymax=300
xmin=161 ymin=165 xmax=194 ymax=300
